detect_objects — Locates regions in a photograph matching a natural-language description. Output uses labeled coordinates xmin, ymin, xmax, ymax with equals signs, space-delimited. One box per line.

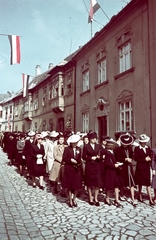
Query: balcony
xmin=51 ymin=96 xmax=64 ymax=113
xmin=24 ymin=110 xmax=32 ymax=121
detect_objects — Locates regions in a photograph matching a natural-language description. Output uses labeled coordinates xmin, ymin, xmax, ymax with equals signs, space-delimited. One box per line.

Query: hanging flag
xmin=8 ymin=35 xmax=21 ymax=65
xmin=22 ymin=74 xmax=30 ymax=98
xmin=88 ymin=0 xmax=100 ymax=23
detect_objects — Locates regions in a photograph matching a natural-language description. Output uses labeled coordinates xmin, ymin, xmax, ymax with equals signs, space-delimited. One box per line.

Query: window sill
xmin=80 ymin=89 xmax=90 ymax=96
xmin=114 ymin=67 xmax=135 ymax=80
xmin=94 ymin=80 xmax=108 ymax=89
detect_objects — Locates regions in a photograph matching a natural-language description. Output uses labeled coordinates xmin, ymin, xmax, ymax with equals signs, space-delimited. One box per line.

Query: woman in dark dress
xmin=134 ymin=134 xmax=154 ymax=205
xmin=62 ymin=134 xmax=82 ymax=207
xmin=115 ymin=133 xmax=138 ymax=206
xmin=30 ymin=134 xmax=46 ymax=189
xmin=82 ymin=131 xmax=102 ymax=206
xmin=103 ymin=138 xmax=122 ymax=207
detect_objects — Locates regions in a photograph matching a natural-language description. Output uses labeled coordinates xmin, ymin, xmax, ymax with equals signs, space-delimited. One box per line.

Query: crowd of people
xmin=0 ymin=129 xmax=156 ymax=208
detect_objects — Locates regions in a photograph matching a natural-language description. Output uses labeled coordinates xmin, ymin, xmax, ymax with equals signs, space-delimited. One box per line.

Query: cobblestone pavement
xmin=0 ymin=148 xmax=156 ymax=240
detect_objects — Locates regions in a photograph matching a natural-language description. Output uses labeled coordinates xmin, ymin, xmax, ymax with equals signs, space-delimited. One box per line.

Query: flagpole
xmin=91 ymin=21 xmax=93 ymax=38
xmin=0 ymin=34 xmax=22 ymax=37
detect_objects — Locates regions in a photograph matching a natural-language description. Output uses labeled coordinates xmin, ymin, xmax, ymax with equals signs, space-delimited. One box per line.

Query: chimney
xmin=48 ymin=63 xmax=53 ymax=70
xmin=35 ymin=65 xmax=41 ymax=76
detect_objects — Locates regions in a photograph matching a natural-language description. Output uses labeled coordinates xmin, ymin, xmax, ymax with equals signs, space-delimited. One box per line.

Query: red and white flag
xmin=22 ymin=74 xmax=30 ymax=98
xmin=88 ymin=0 xmax=100 ymax=23
xmin=8 ymin=35 xmax=21 ymax=65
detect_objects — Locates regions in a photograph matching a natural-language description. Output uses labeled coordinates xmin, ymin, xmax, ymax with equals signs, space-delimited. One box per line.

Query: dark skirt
xmin=16 ymin=152 xmax=26 ymax=166
xmin=85 ymin=162 xmax=102 ymax=188
xmin=135 ymin=166 xmax=151 ymax=186
xmin=30 ymin=159 xmax=45 ymax=177
xmin=62 ymin=165 xmax=82 ymax=191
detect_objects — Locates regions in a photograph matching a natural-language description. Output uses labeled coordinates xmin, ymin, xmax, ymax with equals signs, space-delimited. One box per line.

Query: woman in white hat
xmin=115 ymin=133 xmax=137 ymax=206
xmin=62 ymin=134 xmax=82 ymax=207
xmin=134 ymin=134 xmax=154 ymax=205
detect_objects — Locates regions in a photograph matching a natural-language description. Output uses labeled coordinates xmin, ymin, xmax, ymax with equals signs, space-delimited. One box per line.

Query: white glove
xmin=22 ymin=156 xmax=25 ymax=159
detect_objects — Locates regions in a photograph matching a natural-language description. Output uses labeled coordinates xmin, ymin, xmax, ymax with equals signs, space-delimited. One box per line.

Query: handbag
xmin=36 ymin=154 xmax=43 ymax=164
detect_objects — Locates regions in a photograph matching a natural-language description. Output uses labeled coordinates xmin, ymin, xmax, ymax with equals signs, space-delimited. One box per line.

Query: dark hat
xmin=120 ymin=133 xmax=134 ymax=146
xmin=20 ymin=133 xmax=25 ymax=138
xmin=88 ymin=131 xmax=98 ymax=139
xmin=101 ymin=135 xmax=111 ymax=141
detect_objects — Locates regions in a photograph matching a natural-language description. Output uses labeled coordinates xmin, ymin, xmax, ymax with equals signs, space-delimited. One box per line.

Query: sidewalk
xmin=0 ymin=147 xmax=156 ymax=240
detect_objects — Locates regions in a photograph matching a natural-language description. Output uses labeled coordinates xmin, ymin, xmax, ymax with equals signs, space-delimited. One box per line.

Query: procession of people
xmin=0 ymin=129 xmax=156 ymax=208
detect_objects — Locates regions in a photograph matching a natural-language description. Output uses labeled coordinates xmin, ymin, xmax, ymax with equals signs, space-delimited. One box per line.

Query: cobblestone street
xmin=0 ymin=147 xmax=156 ymax=240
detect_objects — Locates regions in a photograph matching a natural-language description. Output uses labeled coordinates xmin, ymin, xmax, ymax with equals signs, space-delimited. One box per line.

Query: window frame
xmin=119 ymin=100 xmax=133 ymax=131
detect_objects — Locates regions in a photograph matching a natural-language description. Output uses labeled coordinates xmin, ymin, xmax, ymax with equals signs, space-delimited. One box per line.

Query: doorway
xmin=98 ymin=116 xmax=107 ymax=143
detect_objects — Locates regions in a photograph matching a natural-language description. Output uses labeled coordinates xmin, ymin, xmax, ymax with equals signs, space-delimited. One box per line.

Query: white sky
xmin=0 ymin=0 xmax=131 ymax=93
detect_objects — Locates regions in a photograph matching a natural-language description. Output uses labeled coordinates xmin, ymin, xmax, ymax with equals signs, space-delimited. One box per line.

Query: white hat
xmin=41 ymin=131 xmax=49 ymax=138
xmin=50 ymin=131 xmax=59 ymax=138
xmin=139 ymin=134 xmax=150 ymax=143
xmin=67 ymin=134 xmax=81 ymax=144
xmin=28 ymin=131 xmax=35 ymax=137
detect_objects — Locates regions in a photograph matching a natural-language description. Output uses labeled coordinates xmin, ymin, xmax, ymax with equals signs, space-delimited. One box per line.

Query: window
xmin=34 ymin=93 xmax=39 ymax=110
xmin=119 ymin=101 xmax=133 ymax=131
xmin=49 ymin=84 xmax=52 ymax=100
xmin=83 ymin=70 xmax=89 ymax=92
xmin=5 ymin=107 xmax=8 ymax=120
xmin=42 ymin=87 xmax=47 ymax=106
xmin=119 ymin=42 xmax=131 ymax=73
xmin=82 ymin=112 xmax=89 ymax=133
xmin=24 ymin=101 xmax=29 ymax=112
xmin=98 ymin=59 xmax=106 ymax=84
xmin=9 ymin=106 xmax=12 ymax=119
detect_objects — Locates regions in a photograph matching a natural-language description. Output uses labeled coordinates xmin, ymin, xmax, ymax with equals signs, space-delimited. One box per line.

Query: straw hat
xmin=28 ymin=131 xmax=35 ymax=137
xmin=139 ymin=134 xmax=150 ymax=143
xmin=67 ymin=134 xmax=81 ymax=143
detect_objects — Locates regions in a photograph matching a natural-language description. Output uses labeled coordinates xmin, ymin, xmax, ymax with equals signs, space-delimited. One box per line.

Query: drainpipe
xmin=147 ymin=0 xmax=152 ymax=146
xmin=73 ymin=60 xmax=76 ymax=133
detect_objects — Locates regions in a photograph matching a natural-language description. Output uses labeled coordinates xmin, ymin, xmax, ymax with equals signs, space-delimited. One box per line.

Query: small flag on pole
xmin=88 ymin=0 xmax=100 ymax=23
xmin=22 ymin=74 xmax=30 ymax=98
xmin=8 ymin=35 xmax=21 ymax=65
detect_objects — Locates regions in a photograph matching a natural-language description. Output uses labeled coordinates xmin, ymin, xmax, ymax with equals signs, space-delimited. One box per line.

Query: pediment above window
xmin=117 ymin=90 xmax=133 ymax=101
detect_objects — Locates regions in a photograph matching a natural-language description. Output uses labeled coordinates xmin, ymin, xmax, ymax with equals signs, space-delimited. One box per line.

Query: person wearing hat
xmin=103 ymin=138 xmax=122 ymax=207
xmin=29 ymin=133 xmax=46 ymax=189
xmin=22 ymin=131 xmax=36 ymax=180
xmin=62 ymin=134 xmax=82 ymax=207
xmin=16 ymin=133 xmax=26 ymax=176
xmin=49 ymin=133 xmax=67 ymax=194
xmin=44 ymin=130 xmax=59 ymax=176
xmin=115 ymin=133 xmax=138 ymax=206
xmin=82 ymin=131 xmax=102 ymax=206
xmin=134 ymin=134 xmax=154 ymax=205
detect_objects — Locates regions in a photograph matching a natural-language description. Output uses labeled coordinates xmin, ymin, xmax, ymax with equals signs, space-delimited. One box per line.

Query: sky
xmin=0 ymin=0 xmax=131 ymax=94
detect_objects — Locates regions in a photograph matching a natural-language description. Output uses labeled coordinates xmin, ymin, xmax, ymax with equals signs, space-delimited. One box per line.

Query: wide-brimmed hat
xmin=67 ymin=134 xmax=81 ymax=144
xmin=106 ymin=138 xmax=118 ymax=146
xmin=28 ymin=131 xmax=35 ymax=137
xmin=50 ymin=131 xmax=59 ymax=138
xmin=41 ymin=131 xmax=49 ymax=138
xmin=88 ymin=131 xmax=98 ymax=139
xmin=139 ymin=134 xmax=150 ymax=143
xmin=120 ymin=133 xmax=134 ymax=146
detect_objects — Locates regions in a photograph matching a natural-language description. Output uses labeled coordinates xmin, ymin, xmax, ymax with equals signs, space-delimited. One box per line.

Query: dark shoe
xmin=39 ymin=185 xmax=44 ymax=190
xmin=95 ymin=201 xmax=100 ymax=206
xmin=114 ymin=200 xmax=122 ymax=208
xmin=72 ymin=200 xmax=78 ymax=207
xmin=89 ymin=201 xmax=94 ymax=205
xmin=69 ymin=203 xmax=73 ymax=208
xmin=105 ymin=200 xmax=111 ymax=206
